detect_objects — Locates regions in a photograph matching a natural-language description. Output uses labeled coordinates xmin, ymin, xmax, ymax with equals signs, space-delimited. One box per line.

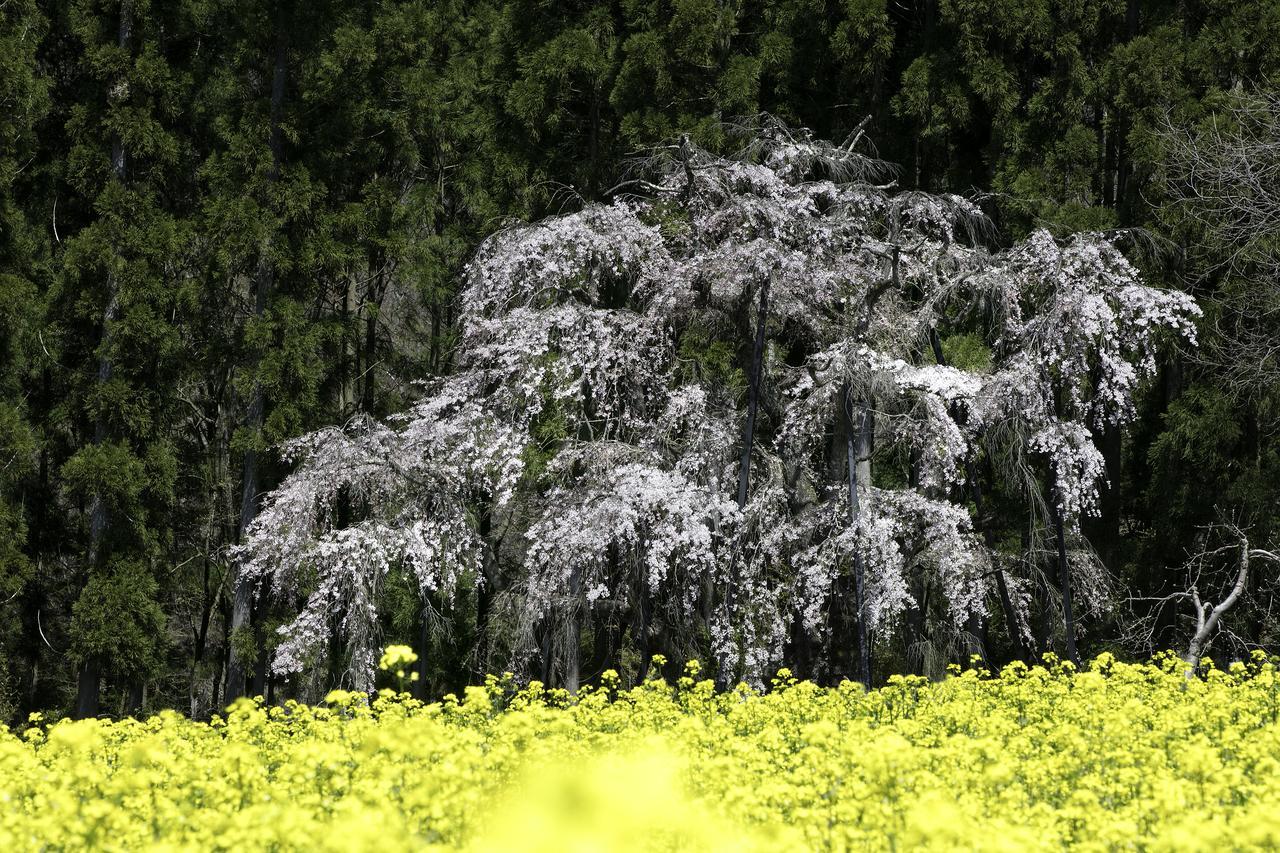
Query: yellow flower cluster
xmin=4 ymin=652 xmax=1280 ymax=851
xmin=377 ymin=644 xmax=421 ymax=692
xmin=378 ymin=645 xmax=419 ymax=673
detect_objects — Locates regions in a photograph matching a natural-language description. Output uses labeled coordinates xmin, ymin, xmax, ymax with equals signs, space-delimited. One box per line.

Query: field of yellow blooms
xmin=4 ymin=651 xmax=1280 ymax=851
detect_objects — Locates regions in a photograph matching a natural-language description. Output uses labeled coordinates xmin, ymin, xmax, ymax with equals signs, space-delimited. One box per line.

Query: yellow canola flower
xmin=470 ymin=738 xmax=794 ymax=852
xmin=379 ymin=645 xmax=419 ymax=671
xmin=3 ymin=652 xmax=1280 ymax=850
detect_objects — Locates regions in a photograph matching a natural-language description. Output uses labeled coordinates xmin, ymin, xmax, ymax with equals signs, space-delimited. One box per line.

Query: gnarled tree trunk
xmin=1185 ymin=533 xmax=1279 ymax=673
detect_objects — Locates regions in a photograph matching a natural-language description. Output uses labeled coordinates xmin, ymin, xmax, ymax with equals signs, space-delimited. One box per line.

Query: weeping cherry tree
xmin=236 ymin=121 xmax=1199 ymax=693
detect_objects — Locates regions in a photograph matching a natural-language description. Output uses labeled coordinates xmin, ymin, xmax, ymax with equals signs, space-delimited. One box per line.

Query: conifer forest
xmin=5 ymin=1 xmax=1280 ymax=848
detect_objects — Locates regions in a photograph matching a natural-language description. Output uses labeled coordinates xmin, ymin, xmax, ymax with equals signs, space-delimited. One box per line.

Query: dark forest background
xmin=2 ymin=0 xmax=1279 ymax=720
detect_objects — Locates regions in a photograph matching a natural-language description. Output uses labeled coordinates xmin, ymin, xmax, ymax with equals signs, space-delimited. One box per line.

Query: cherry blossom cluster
xmin=240 ymin=123 xmax=1199 ymax=689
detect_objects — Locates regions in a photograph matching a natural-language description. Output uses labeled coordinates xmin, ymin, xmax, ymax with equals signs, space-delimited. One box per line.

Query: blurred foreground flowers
xmin=5 ymin=652 xmax=1280 ymax=850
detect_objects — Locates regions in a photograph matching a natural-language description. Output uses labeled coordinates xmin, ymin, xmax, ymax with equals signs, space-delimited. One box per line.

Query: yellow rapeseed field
xmin=3 ymin=651 xmax=1280 ymax=851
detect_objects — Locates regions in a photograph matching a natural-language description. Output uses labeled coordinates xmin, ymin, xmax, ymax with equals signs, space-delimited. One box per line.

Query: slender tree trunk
xmin=564 ymin=566 xmax=582 ymax=693
xmin=636 ymin=567 xmax=654 ymax=682
xmin=587 ymin=608 xmax=613 ymax=681
xmin=360 ymin=249 xmax=383 ymax=413
xmin=340 ymin=270 xmax=357 ymax=415
xmin=125 ymin=681 xmax=144 ymax=716
xmin=588 ymin=88 xmax=600 ymax=197
xmin=210 ymin=645 xmax=223 ymax=714
xmin=736 ymin=277 xmax=770 ymax=510
xmin=1116 ymin=0 xmax=1139 ymax=212
xmin=722 ymin=276 xmax=771 ymax=658
xmin=473 ymin=504 xmax=496 ymax=680
xmin=76 ymin=0 xmax=133 ymax=721
xmin=789 ymin=607 xmax=813 ymax=681
xmin=226 ymin=24 xmax=287 ymax=704
xmin=428 ymin=301 xmax=442 ymax=375
xmin=188 ymin=388 xmax=226 ymax=716
xmin=415 ymin=612 xmax=431 ymax=700
xmin=1053 ymin=502 xmax=1080 ymax=665
xmin=1037 ymin=575 xmax=1054 ymax=657
xmin=538 ymin=619 xmax=553 ymax=685
xmin=965 ymin=612 xmax=987 ymax=660
xmin=845 ymin=389 xmax=873 ymax=686
xmin=75 ymin=660 xmax=101 ymax=719
xmin=23 ymin=433 xmax=50 ymax=710
xmin=969 ymin=460 xmax=1028 ymax=663
xmin=474 ymin=581 xmax=491 ymax=681
xmin=252 ymin=644 xmax=269 ymax=698
xmin=994 ymin=569 xmax=1028 ymax=662
xmin=563 ymin=616 xmax=580 ymax=694
xmin=905 ymin=586 xmax=925 ymax=675
xmin=1085 ymin=426 xmax=1122 ymax=571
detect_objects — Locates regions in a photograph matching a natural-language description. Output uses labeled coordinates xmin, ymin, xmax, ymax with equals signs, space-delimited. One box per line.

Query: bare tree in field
xmin=1181 ymin=535 xmax=1280 ymax=672
xmin=1127 ymin=523 xmax=1280 ymax=672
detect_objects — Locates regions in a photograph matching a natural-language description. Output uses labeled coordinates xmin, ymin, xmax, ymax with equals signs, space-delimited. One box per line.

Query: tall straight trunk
xmin=965 ymin=612 xmax=988 ymax=660
xmin=845 ymin=390 xmax=873 ymax=686
xmin=788 ymin=606 xmax=815 ymax=681
xmin=538 ymin=619 xmax=553 ymax=685
xmin=928 ymin=326 xmax=992 ymax=660
xmin=838 ymin=232 xmax=892 ymax=688
xmin=905 ymin=584 xmax=926 ymax=674
xmin=74 ymin=660 xmax=101 ymax=720
xmin=340 ymin=270 xmax=357 ymax=415
xmin=473 ymin=579 xmax=491 ymax=681
xmin=586 ymin=543 xmax=622 ymax=680
xmin=1038 ymin=573 xmax=1054 ymax=656
xmin=252 ymin=653 xmax=269 ymax=701
xmin=415 ymin=612 xmax=431 ymax=700
xmin=563 ymin=616 xmax=580 ymax=693
xmin=724 ymin=276 xmax=770 ymax=638
xmin=1085 ymin=426 xmax=1122 ymax=571
xmin=1053 ymin=501 xmax=1081 ymax=665
xmin=360 ymin=249 xmax=384 ymax=413
xmin=1114 ymin=0 xmax=1138 ymax=214
xmin=588 ymin=88 xmax=600 ymax=197
xmin=967 ymin=456 xmax=1028 ymax=663
xmin=1028 ymin=525 xmax=1051 ymax=656
xmin=428 ymin=301 xmax=443 ymax=375
xmin=24 ymin=421 xmax=49 ymax=710
xmin=564 ymin=566 xmax=582 ymax=693
xmin=190 ymin=389 xmax=226 ymax=716
xmin=736 ymin=277 xmax=771 ymax=508
xmin=587 ymin=609 xmax=610 ymax=681
xmin=209 ymin=648 xmax=223 ymax=714
xmin=226 ymin=25 xmax=287 ymax=704
xmin=76 ymin=0 xmax=133 ymax=721
xmin=125 ymin=681 xmax=144 ymax=716
xmin=721 ymin=272 xmax=768 ymax=671
xmin=473 ymin=504 xmax=496 ymax=681
xmin=994 ymin=569 xmax=1028 ymax=662
xmin=636 ymin=567 xmax=654 ymax=682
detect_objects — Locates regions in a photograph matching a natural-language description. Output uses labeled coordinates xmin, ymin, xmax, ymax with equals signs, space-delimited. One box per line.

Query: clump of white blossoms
xmin=237 ymin=120 xmax=1199 ymax=691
